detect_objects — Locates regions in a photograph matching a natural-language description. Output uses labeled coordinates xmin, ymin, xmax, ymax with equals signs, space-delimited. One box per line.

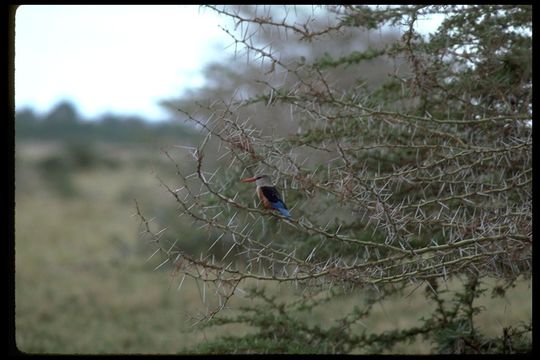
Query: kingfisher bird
xmin=240 ymin=174 xmax=291 ymax=218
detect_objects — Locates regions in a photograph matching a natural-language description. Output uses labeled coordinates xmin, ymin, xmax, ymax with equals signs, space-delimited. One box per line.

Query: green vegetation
xmin=149 ymin=5 xmax=532 ymax=354
xmin=15 ymin=130 xmax=531 ymax=355
xmin=16 ymin=100 xmax=197 ymax=144
xmin=15 ymin=140 xmax=204 ymax=354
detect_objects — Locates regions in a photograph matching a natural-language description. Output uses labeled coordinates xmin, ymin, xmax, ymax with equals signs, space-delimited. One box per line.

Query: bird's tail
xmin=277 ymin=207 xmax=291 ymax=218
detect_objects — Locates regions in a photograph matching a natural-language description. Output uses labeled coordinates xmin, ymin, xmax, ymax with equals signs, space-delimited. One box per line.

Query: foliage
xmin=15 ymin=139 xmax=530 ymax=354
xmin=138 ymin=5 xmax=531 ymax=354
xmin=16 ymin=100 xmax=198 ymax=144
xmin=34 ymin=142 xmax=121 ymax=197
xmin=189 ymin=276 xmax=531 ymax=354
xmin=420 ymin=276 xmax=531 ymax=354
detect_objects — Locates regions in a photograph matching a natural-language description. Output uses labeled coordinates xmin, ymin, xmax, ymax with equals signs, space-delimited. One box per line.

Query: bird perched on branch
xmin=241 ymin=174 xmax=291 ymax=218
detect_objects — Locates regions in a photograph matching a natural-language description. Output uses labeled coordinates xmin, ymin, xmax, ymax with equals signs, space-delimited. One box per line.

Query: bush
xmin=138 ymin=5 xmax=531 ymax=354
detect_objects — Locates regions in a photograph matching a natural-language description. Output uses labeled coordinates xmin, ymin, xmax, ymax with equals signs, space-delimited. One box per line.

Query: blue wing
xmin=271 ymin=201 xmax=291 ymax=218
xmin=259 ymin=186 xmax=291 ymax=218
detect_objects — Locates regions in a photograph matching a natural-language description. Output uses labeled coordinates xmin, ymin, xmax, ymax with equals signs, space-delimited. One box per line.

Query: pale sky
xmin=15 ymin=5 xmax=230 ymax=120
xmin=15 ymin=5 xmax=444 ymax=122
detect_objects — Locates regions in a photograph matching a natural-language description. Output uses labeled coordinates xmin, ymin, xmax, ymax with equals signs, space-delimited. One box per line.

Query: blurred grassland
xmin=14 ymin=141 xmax=532 ymax=354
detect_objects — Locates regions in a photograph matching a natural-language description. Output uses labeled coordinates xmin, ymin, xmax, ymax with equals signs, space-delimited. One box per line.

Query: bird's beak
xmin=240 ymin=177 xmax=257 ymax=183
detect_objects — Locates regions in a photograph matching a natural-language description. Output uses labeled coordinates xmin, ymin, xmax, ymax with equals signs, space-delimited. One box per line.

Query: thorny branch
xmin=136 ymin=5 xmax=531 ymax=322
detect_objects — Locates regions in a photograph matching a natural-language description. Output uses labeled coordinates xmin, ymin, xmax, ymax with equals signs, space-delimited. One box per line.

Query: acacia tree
xmin=137 ymin=5 xmax=531 ymax=354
